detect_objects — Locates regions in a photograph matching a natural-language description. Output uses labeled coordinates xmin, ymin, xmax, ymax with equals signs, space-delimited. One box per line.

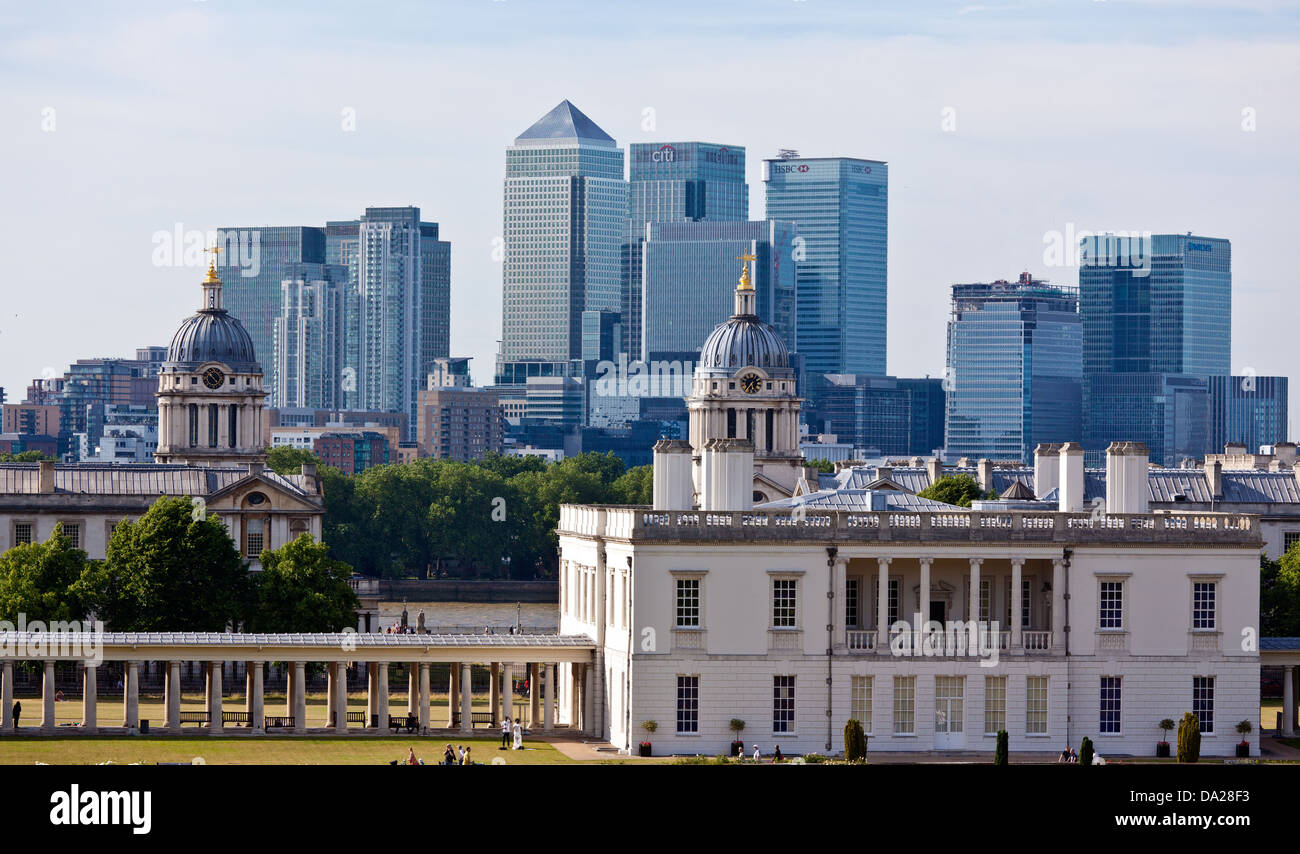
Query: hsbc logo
xmin=772 ymin=164 xmax=809 ymax=174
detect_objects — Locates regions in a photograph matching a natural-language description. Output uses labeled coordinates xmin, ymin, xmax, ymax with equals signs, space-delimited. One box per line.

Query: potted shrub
xmin=1156 ymin=718 xmax=1175 ymax=758
xmin=729 ymin=719 xmax=746 ymax=757
xmin=1079 ymin=736 xmax=1094 ymax=767
xmin=993 ymin=730 xmax=1009 ymax=765
xmin=844 ymin=718 xmax=868 ymax=762
xmin=1176 ymin=712 xmax=1201 ymax=763
xmin=639 ymin=720 xmax=657 ymax=757
xmin=1235 ymin=720 xmax=1252 ymax=758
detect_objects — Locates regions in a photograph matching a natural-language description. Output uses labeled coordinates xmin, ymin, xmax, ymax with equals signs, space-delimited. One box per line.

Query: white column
xmin=123 ymin=662 xmax=139 ymax=730
xmin=376 ymin=663 xmax=390 ymax=733
xmin=42 ymin=661 xmax=56 ymax=733
xmin=503 ymin=664 xmax=515 ymax=724
xmin=417 ymin=663 xmax=430 ymax=732
xmin=460 ymin=663 xmax=473 ymax=734
xmin=167 ymin=661 xmax=181 ymax=733
xmin=832 ymin=556 xmax=848 ymax=647
xmin=1 ymin=660 xmax=12 ymax=731
xmin=326 ymin=665 xmax=336 ymax=727
xmin=208 ymin=662 xmax=223 ymax=734
xmin=918 ymin=558 xmax=932 ymax=631
xmin=251 ymin=662 xmax=264 ymax=734
xmin=969 ymin=558 xmax=983 ymax=625
xmin=1011 ymin=558 xmax=1024 ymax=650
xmin=1052 ymin=559 xmax=1066 ymax=650
xmin=82 ymin=665 xmax=98 ymax=734
xmin=490 ymin=662 xmax=501 ymax=725
xmin=876 ymin=557 xmax=891 ymax=648
xmin=335 ymin=662 xmax=349 ymax=734
xmin=1284 ymin=666 xmax=1296 ymax=737
xmin=407 ymin=666 xmax=417 ymax=716
xmin=367 ymin=663 xmax=378 ymax=726
xmin=448 ymin=664 xmax=459 ymax=727
xmin=292 ymin=662 xmax=306 ymax=733
xmin=543 ymin=663 xmax=554 ymax=732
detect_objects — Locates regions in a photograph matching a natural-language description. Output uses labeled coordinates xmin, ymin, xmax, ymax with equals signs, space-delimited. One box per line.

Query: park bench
xmin=346 ymin=711 xmax=366 ymax=724
xmin=222 ymin=711 xmax=252 ymax=726
xmin=450 ymin=712 xmax=495 ymax=728
xmin=387 ymin=715 xmax=419 ymax=734
xmin=178 ymin=711 xmax=210 ymax=725
xmin=263 ymin=716 xmax=294 ymax=730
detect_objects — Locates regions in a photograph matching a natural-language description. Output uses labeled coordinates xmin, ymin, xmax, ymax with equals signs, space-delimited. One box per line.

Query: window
xmin=772 ymin=578 xmax=797 ymax=628
xmin=845 ymin=578 xmax=859 ymax=628
xmin=676 ymin=676 xmax=699 ymax=735
xmin=893 ymin=676 xmax=915 ymax=735
xmin=1099 ymin=581 xmax=1124 ymax=629
xmin=888 ymin=578 xmax=900 ymax=626
xmin=1283 ymin=531 xmax=1300 ymax=554
xmin=208 ymin=403 xmax=219 ymax=447
xmin=979 ymin=578 xmax=991 ymax=624
xmin=1192 ymin=582 xmax=1216 ymax=630
xmin=675 ymin=578 xmax=700 ymax=628
xmin=1100 ymin=677 xmax=1122 ymax=734
xmin=984 ymin=676 xmax=1006 ymax=734
xmin=850 ymin=676 xmax=872 ymax=734
xmin=773 ymin=676 xmax=795 ymax=733
xmin=246 ymin=532 xmax=264 ymax=558
xmin=1026 ymin=676 xmax=1048 ymax=735
xmin=1022 ymin=578 xmax=1032 ymax=629
xmin=1192 ymin=677 xmax=1214 ymax=735
xmin=58 ymin=522 xmax=81 ymax=550
xmin=188 ymin=404 xmax=198 ymax=447
xmin=228 ymin=405 xmax=238 ymax=448
xmin=13 ymin=522 xmax=34 ymax=547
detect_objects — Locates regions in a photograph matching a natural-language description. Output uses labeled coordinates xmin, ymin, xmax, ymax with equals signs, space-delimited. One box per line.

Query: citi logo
xmin=49 ymin=785 xmax=151 ymax=835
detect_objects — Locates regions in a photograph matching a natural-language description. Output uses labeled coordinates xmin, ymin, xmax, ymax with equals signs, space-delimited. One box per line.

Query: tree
xmin=82 ymin=496 xmax=249 ymax=631
xmin=994 ymin=730 xmax=1009 ymax=765
xmin=246 ymin=534 xmax=359 ymax=632
xmin=1177 ymin=712 xmax=1201 ymax=763
xmin=611 ymin=465 xmax=653 ymax=505
xmin=844 ymin=718 xmax=868 ymax=761
xmin=0 ymin=524 xmax=91 ymax=623
xmin=917 ymin=474 xmax=987 ymax=508
xmin=425 ymin=463 xmax=516 ymax=577
xmin=474 ymin=452 xmax=546 ymax=479
xmin=1262 ymin=548 xmax=1300 ymax=637
xmin=0 ymin=450 xmax=55 ymax=462
xmin=806 ymin=458 xmax=836 ymax=474
xmin=1079 ymin=736 xmax=1094 ymax=766
xmin=265 ymin=445 xmax=322 ymax=475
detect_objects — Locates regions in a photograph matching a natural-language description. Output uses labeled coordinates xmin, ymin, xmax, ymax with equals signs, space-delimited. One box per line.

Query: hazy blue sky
xmin=2 ymin=0 xmax=1297 ymax=435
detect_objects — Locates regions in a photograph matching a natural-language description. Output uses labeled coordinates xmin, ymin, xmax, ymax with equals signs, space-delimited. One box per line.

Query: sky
xmin=1 ymin=0 xmax=1297 ymax=435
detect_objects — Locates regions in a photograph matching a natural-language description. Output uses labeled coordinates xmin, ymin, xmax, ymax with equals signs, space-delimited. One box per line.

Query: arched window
xmin=228 ymin=405 xmax=237 ymax=448
xmin=208 ymin=403 xmax=219 ymax=447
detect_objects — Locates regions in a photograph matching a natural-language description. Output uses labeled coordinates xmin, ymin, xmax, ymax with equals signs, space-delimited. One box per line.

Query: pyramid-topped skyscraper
xmin=496 ymin=101 xmax=626 ymax=388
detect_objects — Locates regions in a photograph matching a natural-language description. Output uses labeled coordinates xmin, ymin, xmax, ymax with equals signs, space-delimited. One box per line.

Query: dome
xmin=698 ymin=316 xmax=790 ymax=372
xmin=165 ymin=309 xmax=260 ymax=372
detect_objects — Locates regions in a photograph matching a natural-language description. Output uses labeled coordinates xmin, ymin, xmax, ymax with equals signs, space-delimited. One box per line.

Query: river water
xmin=377 ymin=601 xmax=559 ymax=633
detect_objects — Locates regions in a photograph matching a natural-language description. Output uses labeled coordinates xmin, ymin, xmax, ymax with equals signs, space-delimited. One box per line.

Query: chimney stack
xmin=1058 ymin=442 xmax=1084 ymax=512
xmin=701 ymin=439 xmax=753 ymax=511
xmin=652 ymin=440 xmax=694 ymax=510
xmin=1034 ymin=443 xmax=1062 ymax=500
xmin=976 ymin=458 xmax=994 ymax=493
xmin=38 ymin=459 xmax=55 ymax=494
xmin=1274 ymin=442 xmax=1297 ymax=468
xmin=926 ymin=457 xmax=943 ymax=486
xmin=1204 ymin=459 xmax=1223 ymax=500
xmin=1106 ymin=441 xmax=1150 ymax=514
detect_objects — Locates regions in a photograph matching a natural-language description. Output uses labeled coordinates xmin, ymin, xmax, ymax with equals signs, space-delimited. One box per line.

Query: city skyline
xmin=1 ymin=1 xmax=1296 ymax=440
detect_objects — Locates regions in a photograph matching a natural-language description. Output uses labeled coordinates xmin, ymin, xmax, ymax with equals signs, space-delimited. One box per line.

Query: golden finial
xmin=203 ymin=245 xmax=223 ymax=284
xmin=736 ymin=252 xmax=757 ymax=291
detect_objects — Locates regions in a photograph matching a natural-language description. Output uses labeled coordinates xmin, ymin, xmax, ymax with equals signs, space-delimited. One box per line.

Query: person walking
xmin=463 ymin=745 xmax=472 ymax=765
xmin=457 ymin=745 xmax=466 ymax=765
xmin=501 ymin=716 xmax=512 ymax=749
xmin=11 ymin=700 xmax=20 ymax=729
xmin=773 ymin=745 xmax=784 ymax=763
xmin=752 ymin=744 xmax=761 ymax=763
xmin=443 ymin=744 xmax=456 ymax=765
xmin=406 ymin=747 xmax=418 ymax=766
xmin=512 ymin=718 xmax=523 ymax=750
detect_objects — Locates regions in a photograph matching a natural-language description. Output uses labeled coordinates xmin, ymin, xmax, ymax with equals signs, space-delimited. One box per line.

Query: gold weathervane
xmin=736 ymin=252 xmax=757 ymax=290
xmin=203 ymin=245 xmax=223 ymax=284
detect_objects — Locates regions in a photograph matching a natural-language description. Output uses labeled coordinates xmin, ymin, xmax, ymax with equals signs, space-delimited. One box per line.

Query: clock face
xmin=740 ymin=372 xmax=762 ymax=394
xmin=202 ymin=367 xmax=226 ymax=390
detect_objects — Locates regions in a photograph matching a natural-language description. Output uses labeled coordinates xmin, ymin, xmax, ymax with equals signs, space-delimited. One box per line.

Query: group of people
xmin=745 ymin=744 xmax=785 ymax=763
xmin=500 ymin=716 xmax=525 ymax=749
xmin=401 ymin=745 xmax=475 ymax=765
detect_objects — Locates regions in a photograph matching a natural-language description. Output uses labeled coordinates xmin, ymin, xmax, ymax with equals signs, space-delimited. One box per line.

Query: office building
xmin=497 ymin=100 xmax=626 ymax=387
xmin=764 ymin=154 xmax=888 ymax=376
xmin=1208 ymin=374 xmax=1288 ymax=453
xmin=273 ymin=262 xmax=347 ymax=411
xmin=416 ymin=386 xmax=505 ymax=462
xmin=944 ymin=274 xmax=1082 ymax=464
xmin=807 ymin=374 xmax=946 ymax=458
xmin=1080 ymin=233 xmax=1231 ymax=465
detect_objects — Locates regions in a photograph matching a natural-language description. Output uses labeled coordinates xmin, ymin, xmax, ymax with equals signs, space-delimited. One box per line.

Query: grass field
xmin=0 ymin=735 xmax=580 ymax=765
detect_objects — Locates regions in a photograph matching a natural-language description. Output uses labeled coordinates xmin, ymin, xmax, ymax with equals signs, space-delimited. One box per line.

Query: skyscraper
xmin=641 ymin=220 xmax=795 ymax=361
xmin=1208 ymin=374 xmax=1288 ymax=452
xmin=272 ymin=262 xmax=347 ymax=410
xmin=764 ymin=155 xmax=887 ymax=376
xmin=1080 ymin=233 xmax=1231 ymax=465
xmin=626 ymin=142 xmax=748 ymax=358
xmin=217 ymin=225 xmax=326 ymax=402
xmin=944 ymin=274 xmax=1082 ymax=464
xmin=497 ymin=100 xmax=626 ymax=386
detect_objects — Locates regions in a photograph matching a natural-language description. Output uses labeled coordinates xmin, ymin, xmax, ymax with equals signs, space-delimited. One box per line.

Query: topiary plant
xmin=1079 ymin=736 xmax=1094 ymax=766
xmin=844 ymin=718 xmax=868 ymax=762
xmin=1177 ymin=712 xmax=1201 ymax=763
xmin=994 ymin=730 xmax=1009 ymax=765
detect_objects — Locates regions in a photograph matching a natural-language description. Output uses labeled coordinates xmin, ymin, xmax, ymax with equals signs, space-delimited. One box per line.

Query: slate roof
xmin=761 ymin=489 xmax=962 ymax=512
xmin=0 ymin=463 xmax=316 ymax=499
xmin=515 ymin=100 xmax=614 ymax=144
xmin=1261 ymin=637 xmax=1300 ymax=651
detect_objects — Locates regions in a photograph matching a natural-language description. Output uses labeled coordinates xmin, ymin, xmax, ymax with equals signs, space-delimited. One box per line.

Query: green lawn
xmin=0 ymin=735 xmax=575 ymax=765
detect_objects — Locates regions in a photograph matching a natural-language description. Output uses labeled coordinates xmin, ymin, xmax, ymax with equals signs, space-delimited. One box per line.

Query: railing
xmin=843 ymin=628 xmax=1059 ymax=654
xmin=1022 ymin=631 xmax=1053 ymax=651
xmin=845 ymin=630 xmax=876 ymax=651
xmin=560 ymin=506 xmax=1259 ymax=546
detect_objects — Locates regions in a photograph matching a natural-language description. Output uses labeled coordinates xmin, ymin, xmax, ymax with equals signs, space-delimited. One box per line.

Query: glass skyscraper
xmin=944 ymin=274 xmax=1082 ymax=464
xmin=497 ymin=100 xmax=626 ymax=385
xmin=626 ymin=142 xmax=748 ymax=359
xmin=1208 ymin=374 xmax=1288 ymax=452
xmin=764 ymin=156 xmax=887 ymax=376
xmin=640 ymin=220 xmax=795 ymax=361
xmin=272 ymin=262 xmax=347 ymax=410
xmin=217 ymin=225 xmax=326 ymax=404
xmin=1080 ymin=233 xmax=1231 ymax=464
xmin=806 ymin=374 xmax=946 ymax=457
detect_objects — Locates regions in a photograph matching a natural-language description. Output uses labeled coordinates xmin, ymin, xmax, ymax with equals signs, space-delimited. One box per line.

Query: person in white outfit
xmin=512 ymin=719 xmax=524 ymax=750
xmin=752 ymin=744 xmax=761 ymax=763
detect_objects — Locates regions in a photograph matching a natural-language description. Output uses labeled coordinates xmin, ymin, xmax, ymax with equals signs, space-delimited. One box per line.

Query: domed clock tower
xmin=154 ymin=255 xmax=268 ymax=466
xmin=687 ymin=256 xmax=804 ymax=503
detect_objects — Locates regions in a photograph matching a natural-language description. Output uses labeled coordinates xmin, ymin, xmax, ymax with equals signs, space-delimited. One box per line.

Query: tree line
xmin=265 ymin=447 xmax=652 ymax=580
xmin=0 ymin=497 xmax=358 ymax=632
